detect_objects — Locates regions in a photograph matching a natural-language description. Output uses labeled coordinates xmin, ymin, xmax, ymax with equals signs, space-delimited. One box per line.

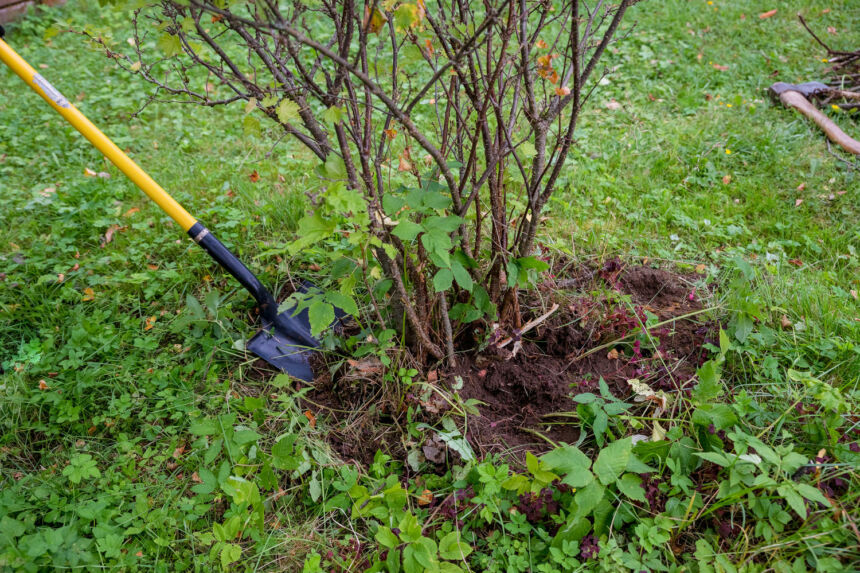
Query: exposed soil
xmin=453 ymin=261 xmax=714 ymax=459
xmin=307 ymin=260 xmax=715 ymax=466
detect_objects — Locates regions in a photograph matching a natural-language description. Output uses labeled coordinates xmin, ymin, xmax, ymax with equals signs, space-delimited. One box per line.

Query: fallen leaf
xmin=57 ymin=273 xmax=65 ymax=283
xmin=40 ymin=186 xmax=56 ymax=197
xmin=827 ymin=26 xmax=837 ymax=35
xmin=304 ymin=410 xmax=317 ymax=428
xmin=101 ymin=224 xmax=123 ymax=247
xmin=82 ymin=287 xmax=95 ymax=301
xmin=97 ymin=171 xmax=110 ymax=179
xmin=144 ymin=316 xmax=157 ymax=331
xmin=172 ymin=445 xmax=185 ymax=459
xmin=87 ymin=426 xmax=97 ymax=435
xmin=69 ymin=262 xmax=80 ymax=272
xmin=427 ymin=370 xmax=438 ymax=382
xmin=39 ymin=63 xmax=48 ymax=69
xmin=398 ymin=148 xmax=413 ymax=172
xmin=758 ymin=9 xmax=777 ymax=19
xmin=797 ymin=182 xmax=806 ymax=191
xmin=788 ymin=259 xmax=803 ymax=267
xmin=248 ymin=170 xmax=260 ymax=182
xmin=695 ymin=264 xmax=707 ymax=274
xmin=850 ymin=290 xmax=858 ymax=300
xmin=795 ymin=198 xmax=803 ymax=207
xmin=605 ymin=99 xmax=622 ymax=110
xmin=39 ymin=380 xmax=49 ymax=391
xmin=722 ymin=174 xmax=732 ymax=185
xmin=191 ymin=472 xmax=202 ymax=483
xmin=124 ymin=207 xmax=140 ymax=218
xmin=147 ymin=264 xmax=159 ymax=271
xmin=84 ymin=167 xmax=97 ymax=177
xmin=712 ymin=63 xmax=729 ymax=71
xmin=607 ymin=348 xmax=620 ymax=360
xmin=652 ymin=420 xmax=667 ymax=441
xmin=417 ymin=489 xmax=433 ymax=506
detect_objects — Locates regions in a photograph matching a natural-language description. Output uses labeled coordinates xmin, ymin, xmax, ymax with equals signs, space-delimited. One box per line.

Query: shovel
xmin=0 ymin=26 xmax=337 ymax=382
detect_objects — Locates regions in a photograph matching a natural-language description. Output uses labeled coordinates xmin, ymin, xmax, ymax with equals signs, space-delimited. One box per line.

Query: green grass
xmin=1 ymin=0 xmax=858 ymax=571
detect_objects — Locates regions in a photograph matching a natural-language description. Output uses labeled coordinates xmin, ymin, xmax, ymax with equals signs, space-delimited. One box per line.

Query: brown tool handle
xmin=779 ymin=90 xmax=860 ymax=155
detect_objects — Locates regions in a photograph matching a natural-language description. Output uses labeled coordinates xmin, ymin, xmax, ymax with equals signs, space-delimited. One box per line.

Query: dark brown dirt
xmin=453 ymin=262 xmax=713 ymax=459
xmin=307 ymin=261 xmax=715 ymax=466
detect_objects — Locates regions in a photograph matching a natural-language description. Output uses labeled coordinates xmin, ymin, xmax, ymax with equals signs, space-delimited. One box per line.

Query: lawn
xmin=0 ymin=0 xmax=858 ymax=571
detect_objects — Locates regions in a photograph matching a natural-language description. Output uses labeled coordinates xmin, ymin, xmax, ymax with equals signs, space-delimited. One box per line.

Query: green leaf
xmin=156 ymin=33 xmax=182 ymax=57
xmin=795 ymin=483 xmax=830 ymax=507
xmin=692 ymin=404 xmax=737 ymax=430
xmin=322 ymin=106 xmax=343 ymax=124
xmin=325 ymin=291 xmax=358 ymax=317
xmin=719 ymin=328 xmax=731 ymax=355
xmin=616 ymin=473 xmax=646 ymax=502
xmin=391 ymin=220 xmax=423 ymax=241
xmin=439 ymin=531 xmax=473 ymax=560
xmin=594 ymin=438 xmax=632 ymax=485
xmin=574 ymin=481 xmax=605 ymax=517
xmin=424 ymin=215 xmax=463 ymax=233
xmin=734 ymin=313 xmax=753 ymax=343
xmin=191 ymin=468 xmax=217 ymax=494
xmin=276 ymin=99 xmax=300 ymax=124
xmin=375 ymin=526 xmax=399 ymax=549
xmin=541 ymin=445 xmax=591 ymax=473
xmin=308 ymin=300 xmax=335 ymax=336
xmin=421 ymin=230 xmax=452 ymax=267
xmin=519 ymin=141 xmax=537 ymax=159
xmin=777 ymin=484 xmax=807 ymax=518
xmin=433 ymin=268 xmax=454 ymax=293
xmin=451 ymin=261 xmax=473 ymax=292
xmin=692 ymin=360 xmax=722 ymax=403
xmin=188 ymin=418 xmax=219 ymax=435
xmin=242 ymin=115 xmax=261 ymax=137
xmin=289 ymin=213 xmax=336 ymax=253
xmin=694 ymin=451 xmax=731 ymax=467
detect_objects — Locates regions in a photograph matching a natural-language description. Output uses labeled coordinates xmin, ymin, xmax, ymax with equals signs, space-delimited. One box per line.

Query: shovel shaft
xmin=0 ymin=34 xmax=319 ymax=349
xmin=0 ymin=37 xmax=197 ymax=231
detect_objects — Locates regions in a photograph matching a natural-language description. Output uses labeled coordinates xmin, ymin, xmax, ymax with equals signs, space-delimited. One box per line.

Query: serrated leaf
xmin=451 ymin=260 xmax=473 ymax=291
xmin=276 ymin=99 xmax=300 ymax=124
xmin=325 ymin=291 xmax=358 ymax=317
xmin=375 ymin=526 xmax=399 ymax=549
xmin=433 ymin=268 xmax=453 ymax=292
xmin=439 ymin=531 xmax=472 ymax=560
xmin=594 ymin=438 xmax=631 ymax=484
xmin=308 ymin=300 xmax=335 ymax=337
xmin=616 ymin=473 xmax=646 ymax=502
xmin=391 ymin=220 xmax=423 ymax=241
xmin=288 ymin=213 xmax=335 ymax=253
xmin=157 ymin=33 xmax=182 ymax=57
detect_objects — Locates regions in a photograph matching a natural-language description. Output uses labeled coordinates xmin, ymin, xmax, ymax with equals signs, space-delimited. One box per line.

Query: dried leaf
xmin=607 ymin=348 xmax=620 ymax=360
xmin=758 ymin=9 xmax=777 ymax=19
xmin=695 ymin=264 xmax=707 ymax=274
xmin=797 ymin=182 xmax=806 ymax=191
xmin=364 ymin=5 xmax=388 ymax=34
xmin=384 ymin=128 xmax=398 ymax=140
xmin=535 ymin=39 xmax=548 ymax=49
xmin=101 ymin=224 xmax=123 ymax=247
xmin=172 ymin=445 xmax=185 ymax=459
xmin=124 ymin=207 xmax=140 ymax=218
xmin=555 ymin=86 xmax=571 ymax=96
xmin=606 ymin=99 xmax=622 ymax=110
xmin=130 ymin=61 xmax=142 ymax=72
xmin=398 ymin=148 xmax=413 ymax=172
xmin=144 ymin=316 xmax=157 ymax=331
xmin=850 ymin=290 xmax=858 ymax=300
xmin=39 ymin=380 xmax=49 ymax=391
xmin=417 ymin=489 xmax=433 ymax=506
xmin=57 ymin=273 xmax=65 ymax=283
xmin=722 ymin=174 xmax=732 ymax=185
xmin=249 ymin=170 xmax=260 ymax=182
xmin=780 ymin=315 xmax=792 ymax=329
xmin=82 ymin=288 xmax=95 ymax=301
xmin=712 ymin=63 xmax=729 ymax=71
xmin=304 ymin=409 xmax=317 ymax=428
xmin=795 ymin=198 xmax=803 ymax=207
xmin=84 ymin=167 xmax=97 ymax=177
xmin=191 ymin=472 xmax=202 ymax=483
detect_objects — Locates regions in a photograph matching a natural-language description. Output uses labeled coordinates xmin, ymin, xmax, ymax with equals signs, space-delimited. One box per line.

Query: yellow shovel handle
xmin=0 ymin=37 xmax=198 ymax=232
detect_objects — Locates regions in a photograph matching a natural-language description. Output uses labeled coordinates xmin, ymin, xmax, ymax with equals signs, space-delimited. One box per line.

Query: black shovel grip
xmin=187 ymin=222 xmax=316 ymax=347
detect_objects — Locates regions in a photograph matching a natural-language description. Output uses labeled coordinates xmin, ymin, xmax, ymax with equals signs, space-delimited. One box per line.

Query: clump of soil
xmin=307 ymin=260 xmax=714 ymax=465
xmin=452 ymin=262 xmax=713 ymax=458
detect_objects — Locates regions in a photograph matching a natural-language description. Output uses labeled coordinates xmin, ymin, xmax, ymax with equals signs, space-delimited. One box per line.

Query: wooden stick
xmin=780 ymin=90 xmax=860 ymax=155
